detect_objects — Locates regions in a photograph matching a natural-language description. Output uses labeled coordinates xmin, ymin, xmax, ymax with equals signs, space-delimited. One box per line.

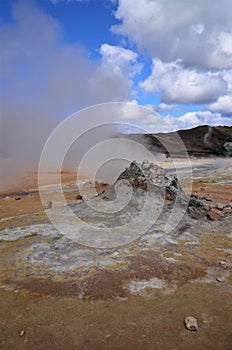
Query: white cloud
xmin=174 ymin=110 xmax=232 ymax=129
xmin=139 ymin=60 xmax=227 ymax=104
xmin=113 ymin=0 xmax=232 ymax=69
xmin=118 ymin=102 xmax=232 ymax=133
xmin=163 ymin=110 xmax=231 ymax=132
xmin=209 ymin=95 xmax=232 ymax=113
xmin=100 ymin=43 xmax=142 ymax=77
xmin=209 ymin=70 xmax=232 ymax=113
xmin=157 ymin=103 xmax=177 ymax=113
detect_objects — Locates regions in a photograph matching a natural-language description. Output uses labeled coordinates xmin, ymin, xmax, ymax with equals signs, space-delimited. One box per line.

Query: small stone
xmin=216 ymin=276 xmax=225 ymax=283
xmin=217 ymin=203 xmax=225 ymax=210
xmin=15 ymin=196 xmax=21 ymax=200
xmin=204 ymin=204 xmax=210 ymax=211
xmin=76 ymin=194 xmax=83 ymax=200
xmin=4 ymin=196 xmax=10 ymax=200
xmin=207 ymin=208 xmax=223 ymax=221
xmin=218 ymin=261 xmax=226 ymax=266
xmin=184 ymin=316 xmax=198 ymax=331
xmin=204 ymin=193 xmax=212 ymax=201
xmin=44 ymin=200 xmax=52 ymax=209
xmin=20 ymin=330 xmax=25 ymax=336
xmin=223 ymin=207 xmax=232 ymax=214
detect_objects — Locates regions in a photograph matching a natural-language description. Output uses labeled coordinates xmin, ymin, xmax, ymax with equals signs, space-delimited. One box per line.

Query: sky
xmin=1 ymin=0 xmax=232 ymax=143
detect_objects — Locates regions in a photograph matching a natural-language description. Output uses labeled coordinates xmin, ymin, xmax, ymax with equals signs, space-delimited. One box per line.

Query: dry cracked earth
xmin=0 ymin=158 xmax=232 ymax=350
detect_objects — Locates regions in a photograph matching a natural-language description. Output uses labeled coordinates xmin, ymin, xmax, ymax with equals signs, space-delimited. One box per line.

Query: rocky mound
xmin=116 ymin=160 xmax=180 ymax=200
xmin=74 ymin=161 xmax=207 ymax=237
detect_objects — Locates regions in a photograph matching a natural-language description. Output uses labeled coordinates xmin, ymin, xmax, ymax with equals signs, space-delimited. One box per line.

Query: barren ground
xmin=0 ymin=159 xmax=231 ymax=350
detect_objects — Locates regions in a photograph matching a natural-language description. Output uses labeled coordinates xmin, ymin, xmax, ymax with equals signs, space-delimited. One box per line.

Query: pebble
xmin=44 ymin=200 xmax=52 ymax=209
xmin=216 ymin=276 xmax=225 ymax=283
xmin=222 ymin=207 xmax=232 ymax=214
xmin=76 ymin=194 xmax=83 ymax=200
xmin=204 ymin=193 xmax=212 ymax=201
xmin=19 ymin=330 xmax=25 ymax=336
xmin=184 ymin=316 xmax=198 ymax=331
xmin=217 ymin=203 xmax=225 ymax=210
xmin=15 ymin=196 xmax=21 ymax=200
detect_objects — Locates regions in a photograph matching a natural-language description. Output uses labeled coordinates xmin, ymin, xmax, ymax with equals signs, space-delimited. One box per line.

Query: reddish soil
xmin=0 ymin=166 xmax=231 ymax=350
xmin=191 ymin=181 xmax=232 ymax=204
xmin=0 ymin=284 xmax=232 ymax=350
xmin=0 ymin=170 xmax=108 ymax=221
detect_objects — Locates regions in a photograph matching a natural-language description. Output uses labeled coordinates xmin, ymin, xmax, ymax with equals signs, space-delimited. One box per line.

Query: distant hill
xmin=127 ymin=125 xmax=232 ymax=157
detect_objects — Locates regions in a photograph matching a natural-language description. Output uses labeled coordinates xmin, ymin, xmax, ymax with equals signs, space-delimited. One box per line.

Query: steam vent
xmin=117 ymin=160 xmax=180 ymax=198
xmin=102 ymin=160 xmax=207 ymax=218
xmin=74 ymin=160 xmax=207 ymax=243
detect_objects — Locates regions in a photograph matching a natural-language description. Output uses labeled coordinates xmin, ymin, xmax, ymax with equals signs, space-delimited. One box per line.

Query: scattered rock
xmin=187 ymin=198 xmax=207 ymax=219
xmin=217 ymin=203 xmax=225 ymax=210
xmin=76 ymin=194 xmax=83 ymax=200
xmin=44 ymin=200 xmax=52 ymax=209
xmin=15 ymin=196 xmax=21 ymax=200
xmin=204 ymin=193 xmax=212 ymax=201
xmin=207 ymin=208 xmax=223 ymax=221
xmin=216 ymin=276 xmax=225 ymax=283
xmin=222 ymin=207 xmax=232 ymax=214
xmin=4 ymin=196 xmax=10 ymax=200
xmin=184 ymin=316 xmax=198 ymax=331
xmin=204 ymin=203 xmax=215 ymax=211
xmin=19 ymin=330 xmax=25 ymax=336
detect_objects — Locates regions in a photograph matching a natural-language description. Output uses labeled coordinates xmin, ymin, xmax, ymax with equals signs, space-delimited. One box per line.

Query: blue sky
xmin=1 ymin=0 xmax=232 ymax=136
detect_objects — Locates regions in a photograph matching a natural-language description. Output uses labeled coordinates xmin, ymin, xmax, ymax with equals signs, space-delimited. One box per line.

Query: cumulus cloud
xmin=113 ymin=0 xmax=232 ymax=69
xmin=118 ymin=102 xmax=232 ymax=133
xmin=154 ymin=110 xmax=230 ymax=132
xmin=111 ymin=0 xmax=232 ymax=113
xmin=100 ymin=43 xmax=142 ymax=77
xmin=157 ymin=103 xmax=177 ymax=113
xmin=139 ymin=60 xmax=227 ymax=104
xmin=209 ymin=70 xmax=232 ymax=113
xmin=209 ymin=95 xmax=232 ymax=114
xmin=177 ymin=111 xmax=232 ymax=130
